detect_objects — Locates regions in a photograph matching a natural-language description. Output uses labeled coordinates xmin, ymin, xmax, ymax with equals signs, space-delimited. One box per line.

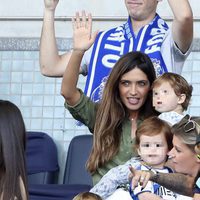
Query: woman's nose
xmin=130 ymin=84 xmax=137 ymax=95
xmin=168 ymin=147 xmax=175 ymax=158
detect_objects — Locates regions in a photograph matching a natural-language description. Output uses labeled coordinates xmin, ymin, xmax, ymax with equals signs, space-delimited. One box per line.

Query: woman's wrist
xmin=149 ymin=169 xmax=159 ymax=182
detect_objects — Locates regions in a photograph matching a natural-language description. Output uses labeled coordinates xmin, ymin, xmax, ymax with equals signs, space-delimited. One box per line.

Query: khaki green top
xmin=65 ymin=89 xmax=141 ymax=185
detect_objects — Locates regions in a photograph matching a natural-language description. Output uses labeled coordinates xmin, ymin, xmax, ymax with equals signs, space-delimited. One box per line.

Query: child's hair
xmin=0 ymin=100 xmax=28 ymax=199
xmin=73 ymin=192 xmax=102 ymax=200
xmin=135 ymin=116 xmax=173 ymax=150
xmin=152 ymin=72 xmax=193 ymax=111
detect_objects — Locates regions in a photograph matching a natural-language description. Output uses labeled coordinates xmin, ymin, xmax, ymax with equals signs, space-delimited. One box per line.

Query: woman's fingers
xmin=88 ymin=13 xmax=92 ymax=31
xmin=75 ymin=12 xmax=81 ymax=28
xmin=129 ymin=166 xmax=140 ymax=189
xmin=129 ymin=166 xmax=151 ymax=189
xmin=81 ymin=10 xmax=87 ymax=28
xmin=140 ymin=171 xmax=151 ymax=188
xmin=73 ymin=10 xmax=91 ymax=29
xmin=72 ymin=10 xmax=95 ymax=51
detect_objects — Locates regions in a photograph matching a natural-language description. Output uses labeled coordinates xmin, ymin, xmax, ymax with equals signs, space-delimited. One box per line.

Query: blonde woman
xmin=130 ymin=115 xmax=200 ymax=199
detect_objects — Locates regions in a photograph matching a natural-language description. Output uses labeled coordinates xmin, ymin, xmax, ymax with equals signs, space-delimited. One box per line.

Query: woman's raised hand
xmin=72 ymin=10 xmax=98 ymax=52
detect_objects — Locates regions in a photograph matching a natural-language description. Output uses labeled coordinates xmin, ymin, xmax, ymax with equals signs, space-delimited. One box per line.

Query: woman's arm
xmin=129 ymin=166 xmax=194 ymax=197
xmin=61 ymin=11 xmax=97 ymax=106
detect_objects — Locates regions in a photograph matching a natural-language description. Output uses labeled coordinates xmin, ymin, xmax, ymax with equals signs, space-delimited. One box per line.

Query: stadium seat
xmin=29 ymin=134 xmax=93 ymax=200
xmin=26 ymin=131 xmax=59 ymax=184
xmin=63 ymin=134 xmax=93 ymax=186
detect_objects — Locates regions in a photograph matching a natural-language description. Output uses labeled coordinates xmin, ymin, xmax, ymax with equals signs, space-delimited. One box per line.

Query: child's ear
xmin=178 ymin=94 xmax=186 ymax=104
xmin=137 ymin=148 xmax=141 ymax=156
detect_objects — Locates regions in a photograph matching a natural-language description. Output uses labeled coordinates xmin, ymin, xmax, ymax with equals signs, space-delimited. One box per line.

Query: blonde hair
xmin=73 ymin=192 xmax=102 ymax=200
xmin=171 ymin=115 xmax=200 ymax=154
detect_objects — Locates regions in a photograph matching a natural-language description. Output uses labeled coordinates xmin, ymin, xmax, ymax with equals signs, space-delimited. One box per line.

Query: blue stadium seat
xmin=26 ymin=131 xmax=59 ymax=184
xmin=29 ymin=184 xmax=91 ymax=200
xmin=63 ymin=134 xmax=93 ymax=186
xmin=29 ymin=134 xmax=93 ymax=200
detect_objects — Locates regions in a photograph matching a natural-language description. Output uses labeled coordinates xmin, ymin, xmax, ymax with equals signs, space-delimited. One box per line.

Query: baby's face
xmin=137 ymin=132 xmax=169 ymax=168
xmin=153 ymin=82 xmax=180 ymax=113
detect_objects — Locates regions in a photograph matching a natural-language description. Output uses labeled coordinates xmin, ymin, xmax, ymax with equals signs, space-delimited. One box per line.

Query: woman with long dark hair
xmin=0 ymin=100 xmax=28 ymax=199
xmin=61 ymin=12 xmax=157 ymax=185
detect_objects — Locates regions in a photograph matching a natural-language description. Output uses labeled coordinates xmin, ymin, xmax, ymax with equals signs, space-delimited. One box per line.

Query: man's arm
xmin=168 ymin=0 xmax=193 ymax=53
xmin=40 ymin=0 xmax=72 ymax=77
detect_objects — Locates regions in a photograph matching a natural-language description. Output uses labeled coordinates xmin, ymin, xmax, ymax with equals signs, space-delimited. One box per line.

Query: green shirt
xmin=65 ymin=89 xmax=141 ymax=185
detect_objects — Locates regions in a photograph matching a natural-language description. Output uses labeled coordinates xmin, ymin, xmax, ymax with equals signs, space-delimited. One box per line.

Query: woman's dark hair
xmin=0 ymin=100 xmax=28 ymax=199
xmin=87 ymin=51 xmax=157 ymax=173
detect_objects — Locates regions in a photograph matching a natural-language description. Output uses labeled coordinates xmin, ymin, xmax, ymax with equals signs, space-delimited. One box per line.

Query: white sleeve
xmin=176 ymin=195 xmax=193 ymax=200
xmin=158 ymin=112 xmax=184 ymax=126
xmin=80 ymin=45 xmax=93 ymax=76
xmin=90 ymin=157 xmax=140 ymax=199
xmin=161 ymin=29 xmax=192 ymax=75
